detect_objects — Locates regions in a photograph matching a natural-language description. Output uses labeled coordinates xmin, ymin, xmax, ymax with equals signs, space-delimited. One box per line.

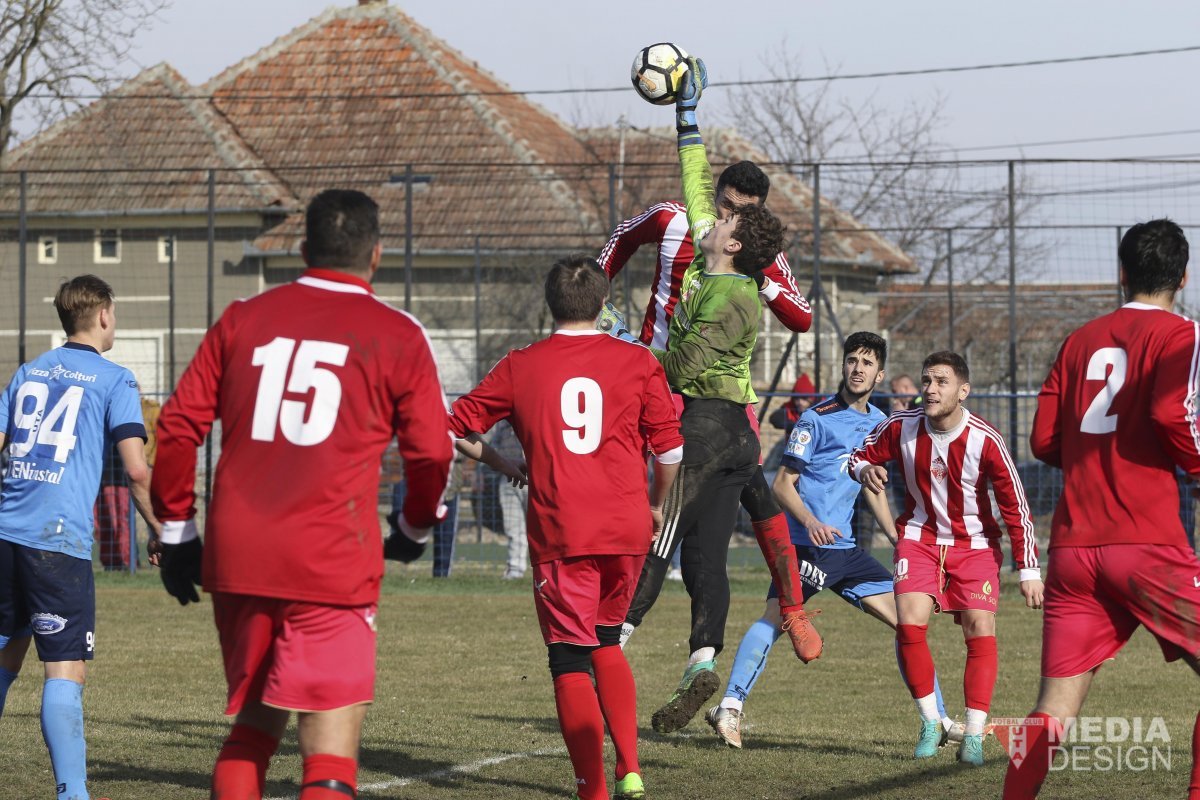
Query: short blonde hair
xmin=54 ymin=275 xmax=114 ymax=335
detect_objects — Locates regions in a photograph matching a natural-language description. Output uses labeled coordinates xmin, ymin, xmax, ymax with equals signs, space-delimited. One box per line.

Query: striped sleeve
xmin=850 ymin=413 xmax=905 ymax=481
xmin=597 ymin=203 xmax=681 ymax=279
xmin=759 ymin=252 xmax=812 ymax=333
xmin=976 ymin=421 xmax=1039 ymax=575
xmin=1150 ymin=318 xmax=1200 ymax=476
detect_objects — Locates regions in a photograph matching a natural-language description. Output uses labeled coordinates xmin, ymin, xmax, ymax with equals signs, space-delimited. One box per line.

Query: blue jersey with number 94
xmin=0 ymin=343 xmax=146 ymax=559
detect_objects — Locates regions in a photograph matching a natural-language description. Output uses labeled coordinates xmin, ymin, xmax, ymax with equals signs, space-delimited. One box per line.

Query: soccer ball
xmin=630 ymin=43 xmax=690 ymax=105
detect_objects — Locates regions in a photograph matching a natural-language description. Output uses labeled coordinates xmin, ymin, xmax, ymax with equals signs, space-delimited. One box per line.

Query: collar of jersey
xmin=553 ymin=329 xmax=605 ymax=337
xmin=61 ymin=341 xmax=99 ymax=354
xmin=297 ymin=268 xmax=373 ymax=295
xmin=702 ymin=271 xmax=752 ymax=279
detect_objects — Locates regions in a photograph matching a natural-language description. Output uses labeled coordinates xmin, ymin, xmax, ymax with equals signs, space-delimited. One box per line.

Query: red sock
xmin=1001 ymin=711 xmax=1062 ymax=799
xmin=591 ymin=645 xmax=639 ymax=780
xmin=553 ymin=672 xmax=607 ymax=800
xmin=211 ymin=723 xmax=280 ymax=800
xmin=964 ymin=635 xmax=999 ymax=712
xmin=895 ymin=624 xmax=936 ymax=698
xmin=299 ymin=754 xmax=357 ymax=799
xmin=1190 ymin=712 xmax=1200 ymax=800
xmin=752 ymin=515 xmax=804 ymax=611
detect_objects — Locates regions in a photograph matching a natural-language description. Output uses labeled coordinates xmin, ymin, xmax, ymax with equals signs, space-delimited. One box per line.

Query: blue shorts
xmin=0 ymin=539 xmax=95 ymax=661
xmin=767 ymin=545 xmax=893 ymax=609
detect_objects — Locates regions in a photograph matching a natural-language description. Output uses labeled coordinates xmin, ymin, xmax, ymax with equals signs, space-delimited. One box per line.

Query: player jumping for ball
xmin=1003 ymin=219 xmax=1200 ymax=798
xmin=449 ymin=256 xmax=683 ymax=800
xmin=705 ymin=332 xmax=956 ymax=748
xmin=851 ymin=350 xmax=1043 ymax=766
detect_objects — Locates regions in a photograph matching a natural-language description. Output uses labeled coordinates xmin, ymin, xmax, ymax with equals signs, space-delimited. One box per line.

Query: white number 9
xmin=560 ymin=377 xmax=603 ymax=455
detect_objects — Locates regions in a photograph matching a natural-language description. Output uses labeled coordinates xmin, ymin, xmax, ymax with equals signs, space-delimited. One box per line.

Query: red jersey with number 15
xmin=1031 ymin=302 xmax=1200 ymax=548
xmin=448 ymin=330 xmax=684 ymax=563
xmin=151 ymin=269 xmax=454 ymax=606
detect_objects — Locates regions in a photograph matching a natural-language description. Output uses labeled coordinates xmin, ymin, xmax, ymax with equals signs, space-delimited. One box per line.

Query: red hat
xmin=792 ymin=373 xmax=815 ymax=395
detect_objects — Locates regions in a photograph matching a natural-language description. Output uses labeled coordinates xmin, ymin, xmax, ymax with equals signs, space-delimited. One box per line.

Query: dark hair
xmin=730 ymin=203 xmax=787 ymax=274
xmin=1119 ymin=219 xmax=1189 ymax=297
xmin=545 ymin=255 xmax=608 ymax=322
xmin=922 ymin=350 xmax=969 ymax=382
xmin=716 ymin=161 xmax=770 ymax=203
xmin=843 ymin=331 xmax=887 ymax=367
xmin=55 ymin=274 xmax=114 ymax=335
xmin=303 ymin=189 xmax=381 ymax=270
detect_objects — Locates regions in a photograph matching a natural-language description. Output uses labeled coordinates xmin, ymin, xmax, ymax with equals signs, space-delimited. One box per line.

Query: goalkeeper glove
xmin=384 ymin=510 xmax=429 ymax=563
xmin=675 ymin=56 xmax=708 ymax=140
xmin=159 ymin=537 xmax=203 ymax=606
xmin=596 ymin=301 xmax=642 ymax=345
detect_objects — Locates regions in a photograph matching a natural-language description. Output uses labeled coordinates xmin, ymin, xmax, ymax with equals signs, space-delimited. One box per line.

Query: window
xmin=94 ymin=229 xmax=121 ymax=264
xmin=157 ymin=235 xmax=176 ymax=264
xmin=38 ymin=236 xmax=57 ymax=265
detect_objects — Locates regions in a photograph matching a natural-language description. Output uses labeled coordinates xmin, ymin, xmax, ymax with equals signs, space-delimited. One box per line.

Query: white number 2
xmin=1080 ymin=347 xmax=1127 ymax=435
xmin=9 ymin=382 xmax=83 ymax=463
xmin=560 ymin=377 xmax=603 ymax=455
xmin=251 ymin=338 xmax=349 ymax=446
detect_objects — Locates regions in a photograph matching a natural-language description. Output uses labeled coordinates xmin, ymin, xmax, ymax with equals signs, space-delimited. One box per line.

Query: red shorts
xmin=532 ymin=554 xmax=645 ymax=646
xmin=1042 ymin=544 xmax=1200 ymax=678
xmin=893 ymin=538 xmax=1002 ymax=614
xmin=211 ymin=592 xmax=377 ymax=714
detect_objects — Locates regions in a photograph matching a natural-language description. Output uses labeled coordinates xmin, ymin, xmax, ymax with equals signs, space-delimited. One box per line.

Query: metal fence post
xmin=405 ymin=163 xmax=414 ymax=312
xmin=812 ymin=163 xmax=822 ymax=393
xmin=474 ymin=236 xmax=482 ymax=384
xmin=946 ymin=228 xmax=955 ymax=352
xmin=1116 ymin=226 xmax=1124 ymax=307
xmin=168 ymin=229 xmax=176 ymax=388
xmin=205 ymin=169 xmax=215 ymax=506
xmin=18 ymin=171 xmax=27 ymax=366
xmin=1007 ymin=161 xmax=1018 ymax=454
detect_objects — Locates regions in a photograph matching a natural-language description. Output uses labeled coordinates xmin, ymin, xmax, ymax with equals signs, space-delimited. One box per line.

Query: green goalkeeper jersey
xmin=656 ymin=143 xmax=761 ymax=405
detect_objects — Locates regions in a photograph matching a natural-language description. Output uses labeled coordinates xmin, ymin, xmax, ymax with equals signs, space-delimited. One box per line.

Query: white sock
xmin=719 ymin=697 xmax=744 ymax=712
xmin=942 ymin=716 xmax=955 ymax=733
xmin=688 ymin=646 xmax=716 ymax=666
xmin=915 ymin=693 xmax=941 ymax=722
xmin=618 ymin=622 xmax=636 ymax=649
xmin=965 ymin=707 xmax=988 ymax=736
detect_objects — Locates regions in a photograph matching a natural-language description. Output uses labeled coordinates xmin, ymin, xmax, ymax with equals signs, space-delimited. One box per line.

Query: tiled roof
xmin=2 ymin=64 xmax=295 ymax=214
xmin=578 ymin=126 xmax=914 ymax=274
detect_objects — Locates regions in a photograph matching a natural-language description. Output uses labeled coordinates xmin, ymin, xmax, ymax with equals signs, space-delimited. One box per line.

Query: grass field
xmin=0 ymin=559 xmax=1193 ymax=800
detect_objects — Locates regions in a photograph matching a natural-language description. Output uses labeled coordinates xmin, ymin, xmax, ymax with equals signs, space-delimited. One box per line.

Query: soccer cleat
xmin=705 ymin=705 xmax=745 ymax=748
xmin=945 ymin=719 xmax=965 ymax=744
xmin=614 ymin=772 xmax=645 ymax=799
xmin=780 ymin=608 xmax=823 ymax=662
xmin=651 ymin=660 xmax=720 ymax=734
xmin=914 ymin=719 xmax=948 ymax=758
xmin=957 ymin=733 xmax=985 ymax=766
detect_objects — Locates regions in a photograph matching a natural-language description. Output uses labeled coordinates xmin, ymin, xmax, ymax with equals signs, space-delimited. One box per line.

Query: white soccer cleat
xmin=705 ymin=705 xmax=745 ymax=748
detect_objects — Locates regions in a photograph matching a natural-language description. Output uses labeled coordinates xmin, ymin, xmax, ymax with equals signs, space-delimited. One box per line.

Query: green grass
xmin=0 ymin=562 xmax=1193 ymax=799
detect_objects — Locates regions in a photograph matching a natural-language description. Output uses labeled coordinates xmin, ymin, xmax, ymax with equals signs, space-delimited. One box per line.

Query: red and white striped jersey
xmin=1031 ymin=302 xmax=1200 ymax=548
xmin=850 ymin=407 xmax=1039 ymax=577
xmin=597 ymin=201 xmax=812 ymax=349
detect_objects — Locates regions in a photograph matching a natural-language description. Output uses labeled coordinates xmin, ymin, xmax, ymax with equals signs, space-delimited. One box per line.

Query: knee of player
xmin=547 ymin=643 xmax=595 ymax=678
xmin=960 ymin=614 xmax=996 ymax=640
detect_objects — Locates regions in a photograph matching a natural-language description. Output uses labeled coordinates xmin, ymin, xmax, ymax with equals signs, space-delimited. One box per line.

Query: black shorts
xmin=0 ymin=539 xmax=95 ymax=661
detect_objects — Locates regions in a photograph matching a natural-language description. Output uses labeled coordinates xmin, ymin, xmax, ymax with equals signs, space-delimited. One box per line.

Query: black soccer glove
xmin=384 ymin=510 xmax=428 ymax=563
xmin=159 ymin=537 xmax=203 ymax=606
xmin=751 ymin=271 xmax=767 ymax=290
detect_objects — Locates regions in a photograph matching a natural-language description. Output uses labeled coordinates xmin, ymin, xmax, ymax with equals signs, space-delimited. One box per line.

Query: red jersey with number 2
xmin=151 ymin=269 xmax=454 ymax=606
xmin=1031 ymin=302 xmax=1200 ymax=548
xmin=448 ymin=330 xmax=684 ymax=563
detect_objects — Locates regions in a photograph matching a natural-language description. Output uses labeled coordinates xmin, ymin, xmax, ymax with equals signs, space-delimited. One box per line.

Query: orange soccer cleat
xmin=781 ymin=607 xmax=823 ymax=663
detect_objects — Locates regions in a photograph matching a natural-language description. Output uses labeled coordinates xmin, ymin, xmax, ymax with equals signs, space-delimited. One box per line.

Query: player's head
xmin=545 ymin=254 xmax=608 ymax=323
xmin=1119 ymin=219 xmax=1189 ymax=299
xmin=890 ymin=374 xmax=917 ymax=396
xmin=55 ymin=274 xmax=116 ymax=350
xmin=704 ymin=202 xmax=787 ymax=275
xmin=840 ymin=331 xmax=887 ymax=400
xmin=920 ymin=351 xmax=970 ymax=424
xmin=716 ymin=161 xmax=770 ymax=214
xmin=302 ymin=189 xmax=382 ymax=275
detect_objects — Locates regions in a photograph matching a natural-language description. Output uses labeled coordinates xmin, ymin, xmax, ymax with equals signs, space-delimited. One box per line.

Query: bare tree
xmin=1 ymin=0 xmax=168 ymax=165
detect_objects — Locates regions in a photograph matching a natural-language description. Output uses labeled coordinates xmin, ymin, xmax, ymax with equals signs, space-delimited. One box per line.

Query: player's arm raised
xmin=756 ymin=254 xmax=812 ymax=333
xmin=983 ymin=436 xmax=1043 ymax=609
xmin=597 ymin=204 xmax=677 ymax=280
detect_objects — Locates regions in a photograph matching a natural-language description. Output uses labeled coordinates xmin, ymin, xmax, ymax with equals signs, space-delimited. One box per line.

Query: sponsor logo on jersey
xmin=31 ymin=613 xmax=68 ymax=635
xmin=969 ymin=589 xmax=999 ymax=606
xmin=930 ymin=455 xmax=948 ymax=482
xmin=7 ymin=460 xmax=65 ymax=484
xmin=982 ymin=580 xmax=993 ymax=595
xmin=30 ymin=365 xmax=98 ymax=383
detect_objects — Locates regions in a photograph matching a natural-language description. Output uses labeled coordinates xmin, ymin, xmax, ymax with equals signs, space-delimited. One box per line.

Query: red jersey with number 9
xmin=151 ymin=269 xmax=454 ymax=605
xmin=448 ymin=330 xmax=684 ymax=563
xmin=1031 ymin=302 xmax=1200 ymax=548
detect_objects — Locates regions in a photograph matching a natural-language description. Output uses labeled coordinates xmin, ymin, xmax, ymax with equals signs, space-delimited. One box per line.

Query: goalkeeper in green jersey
xmin=624 ymin=57 xmax=811 ymax=735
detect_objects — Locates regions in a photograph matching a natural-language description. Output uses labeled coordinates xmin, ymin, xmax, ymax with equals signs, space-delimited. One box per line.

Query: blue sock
xmin=894 ymin=640 xmax=947 ymax=720
xmin=41 ymin=679 xmax=88 ymax=800
xmin=0 ymin=666 xmax=17 ymax=718
xmin=723 ymin=617 xmax=782 ymax=704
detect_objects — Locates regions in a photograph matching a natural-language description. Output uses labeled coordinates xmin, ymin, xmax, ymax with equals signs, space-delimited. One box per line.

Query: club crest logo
xmin=931 ymin=455 xmax=948 ymax=482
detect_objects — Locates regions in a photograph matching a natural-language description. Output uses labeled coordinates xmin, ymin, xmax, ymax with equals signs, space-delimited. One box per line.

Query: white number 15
xmin=251 ymin=337 xmax=349 ymax=446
